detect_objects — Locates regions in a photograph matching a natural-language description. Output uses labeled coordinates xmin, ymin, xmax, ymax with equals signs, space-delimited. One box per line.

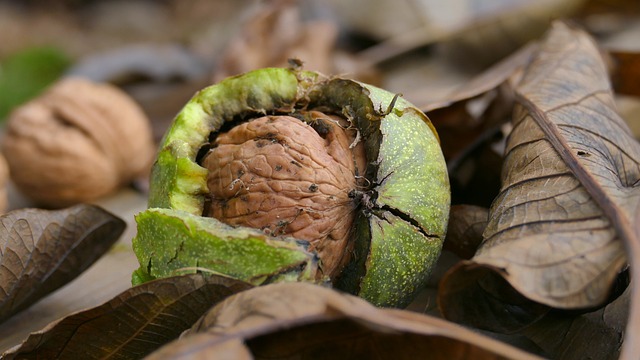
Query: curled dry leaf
xmin=1 ymin=77 xmax=156 ymax=208
xmin=522 ymin=285 xmax=629 ymax=360
xmin=0 ymin=204 xmax=125 ymax=324
xmin=213 ymin=0 xmax=335 ymax=80
xmin=146 ymin=282 xmax=543 ymax=360
xmin=421 ymin=44 xmax=535 ymax=207
xmin=420 ymin=41 xmax=537 ymax=113
xmin=439 ymin=20 xmax=640 ymax=337
xmin=2 ymin=274 xmax=252 ymax=360
xmin=434 ymin=0 xmax=586 ymax=68
xmin=444 ymin=205 xmax=489 ymax=259
xmin=609 ymin=50 xmax=640 ymax=97
xmin=337 ymin=0 xmax=584 ymax=64
xmin=213 ymin=0 xmax=378 ymax=84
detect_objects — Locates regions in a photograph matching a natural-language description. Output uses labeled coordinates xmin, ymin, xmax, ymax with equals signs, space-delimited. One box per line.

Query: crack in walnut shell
xmin=202 ymin=111 xmax=367 ymax=279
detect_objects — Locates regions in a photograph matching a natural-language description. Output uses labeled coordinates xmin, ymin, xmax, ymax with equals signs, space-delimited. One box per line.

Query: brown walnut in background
xmin=1 ymin=77 xmax=156 ymax=208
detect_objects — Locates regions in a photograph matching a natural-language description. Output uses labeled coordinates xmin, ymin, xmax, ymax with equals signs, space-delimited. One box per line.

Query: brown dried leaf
xmin=212 ymin=0 xmax=378 ymax=84
xmin=147 ymin=283 xmax=543 ymax=360
xmin=439 ymin=20 xmax=640 ymax=340
xmin=444 ymin=205 xmax=489 ymax=259
xmin=416 ymin=46 xmax=535 ymax=208
xmin=0 ymin=204 xmax=125 ymax=323
xmin=616 ymin=95 xmax=640 ymax=139
xmin=2 ymin=274 xmax=252 ymax=359
xmin=609 ymin=50 xmax=640 ymax=97
xmin=415 ymin=44 xmax=538 ymax=210
xmin=421 ymin=42 xmax=536 ymax=112
xmin=522 ymin=285 xmax=629 ymax=360
xmin=345 ymin=0 xmax=585 ymax=64
xmin=213 ymin=0 xmax=336 ymax=82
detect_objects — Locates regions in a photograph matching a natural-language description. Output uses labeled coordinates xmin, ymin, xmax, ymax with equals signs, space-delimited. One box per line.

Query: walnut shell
xmin=1 ymin=77 xmax=155 ymax=207
xmin=203 ymin=114 xmax=366 ymax=278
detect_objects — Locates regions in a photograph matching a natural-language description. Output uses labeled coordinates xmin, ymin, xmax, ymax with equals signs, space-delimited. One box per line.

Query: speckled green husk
xmin=132 ymin=68 xmax=450 ymax=307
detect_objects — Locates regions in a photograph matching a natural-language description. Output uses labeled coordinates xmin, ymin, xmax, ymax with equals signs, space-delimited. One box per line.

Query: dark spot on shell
xmin=275 ymin=165 xmax=283 ymax=171
xmin=309 ymin=183 xmax=318 ymax=192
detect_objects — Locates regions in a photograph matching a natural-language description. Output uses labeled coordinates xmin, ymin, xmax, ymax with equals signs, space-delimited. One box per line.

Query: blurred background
xmin=2 ymin=0 xmax=638 ymax=209
xmin=1 ymin=0 xmax=638 ymax=134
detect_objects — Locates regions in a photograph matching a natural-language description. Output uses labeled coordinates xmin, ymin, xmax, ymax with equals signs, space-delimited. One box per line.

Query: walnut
xmin=202 ymin=112 xmax=367 ymax=278
xmin=1 ymin=77 xmax=156 ymax=207
xmin=133 ymin=68 xmax=451 ymax=308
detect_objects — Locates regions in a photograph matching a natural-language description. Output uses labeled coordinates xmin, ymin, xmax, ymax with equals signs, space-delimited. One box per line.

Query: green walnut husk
xmin=132 ymin=67 xmax=450 ymax=307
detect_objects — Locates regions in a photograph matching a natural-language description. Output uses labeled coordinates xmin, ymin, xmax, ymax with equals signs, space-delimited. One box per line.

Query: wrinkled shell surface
xmin=1 ymin=77 xmax=156 ymax=207
xmin=203 ymin=113 xmax=366 ymax=278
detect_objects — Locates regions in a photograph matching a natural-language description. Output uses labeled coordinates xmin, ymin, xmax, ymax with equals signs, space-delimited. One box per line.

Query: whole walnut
xmin=1 ymin=77 xmax=156 ymax=207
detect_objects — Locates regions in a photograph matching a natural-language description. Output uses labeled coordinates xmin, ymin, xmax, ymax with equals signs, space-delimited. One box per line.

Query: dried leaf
xmin=147 ymin=283 xmax=543 ymax=360
xmin=212 ymin=0 xmax=378 ymax=84
xmin=449 ymin=143 xmax=505 ymax=208
xmin=439 ymin=20 xmax=640 ymax=337
xmin=444 ymin=205 xmax=489 ymax=259
xmin=2 ymin=274 xmax=252 ymax=359
xmin=419 ymin=44 xmax=535 ymax=207
xmin=344 ymin=0 xmax=585 ymax=64
xmin=0 ymin=204 xmax=125 ymax=323
xmin=522 ymin=285 xmax=629 ymax=360
xmin=616 ymin=95 xmax=640 ymax=139
xmin=212 ymin=0 xmax=337 ymax=81
xmin=421 ymin=42 xmax=536 ymax=112
xmin=609 ymin=50 xmax=640 ymax=97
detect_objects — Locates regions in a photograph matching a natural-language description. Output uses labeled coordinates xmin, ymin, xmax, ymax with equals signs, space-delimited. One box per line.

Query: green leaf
xmin=0 ymin=47 xmax=70 ymax=120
